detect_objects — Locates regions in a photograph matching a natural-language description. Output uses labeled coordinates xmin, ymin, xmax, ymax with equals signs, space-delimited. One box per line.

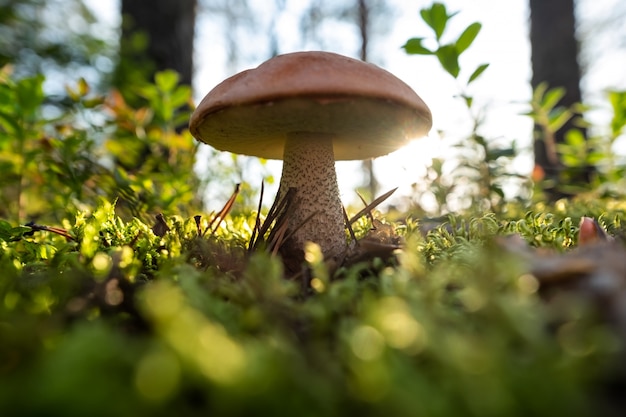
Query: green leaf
xmin=564 ymin=128 xmax=585 ymax=147
xmin=608 ymin=90 xmax=626 ymax=137
xmin=468 ymin=63 xmax=489 ymax=84
xmin=155 ymin=70 xmax=180 ymax=93
xmin=402 ymin=38 xmax=434 ymax=55
xmin=0 ymin=110 xmax=21 ymax=135
xmin=532 ymin=82 xmax=550 ymax=104
xmin=461 ymin=94 xmax=473 ymax=108
xmin=0 ymin=220 xmax=15 ymax=240
xmin=435 ymin=44 xmax=460 ymax=78
xmin=586 ymin=151 xmax=606 ymax=164
xmin=83 ymin=97 xmax=105 ymax=109
xmin=420 ymin=3 xmax=452 ymax=40
xmin=473 ymin=134 xmax=488 ymax=147
xmin=456 ymin=22 xmax=481 ymax=54
xmin=431 ymin=157 xmax=444 ymax=173
xmin=542 ymin=87 xmax=566 ymax=112
xmin=548 ymin=107 xmax=573 ymax=132
xmin=487 ymin=147 xmax=516 ymax=160
xmin=491 ymin=185 xmax=505 ymax=198
xmin=78 ymin=77 xmax=90 ymax=96
xmin=562 ymin=154 xmax=581 ymax=167
xmin=0 ymin=223 xmax=32 ymax=241
xmin=170 ymin=86 xmax=192 ymax=108
xmin=135 ymin=84 xmax=159 ymax=102
xmin=15 ymin=75 xmax=45 ymax=116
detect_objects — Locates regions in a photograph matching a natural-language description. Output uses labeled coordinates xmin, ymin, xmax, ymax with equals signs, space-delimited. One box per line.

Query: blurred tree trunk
xmin=113 ymin=0 xmax=196 ymax=174
xmin=357 ymin=0 xmax=379 ymax=200
xmin=115 ymin=0 xmax=196 ymax=97
xmin=529 ymin=0 xmax=591 ymax=200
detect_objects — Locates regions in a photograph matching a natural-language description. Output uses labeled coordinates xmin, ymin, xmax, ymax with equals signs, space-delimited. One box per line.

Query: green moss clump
xmin=0 ymin=199 xmax=624 ymax=417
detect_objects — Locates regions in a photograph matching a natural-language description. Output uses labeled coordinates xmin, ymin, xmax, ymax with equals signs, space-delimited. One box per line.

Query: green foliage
xmin=403 ymin=3 xmax=485 ymax=81
xmin=404 ymin=3 xmax=624 ymax=215
xmin=527 ymin=83 xmax=626 ymax=198
xmin=609 ymin=90 xmax=626 ymax=138
xmin=1 ymin=198 xmax=624 ymax=416
xmin=0 ymin=68 xmax=106 ymax=223
xmin=0 ymin=67 xmax=204 ymax=223
xmin=403 ymin=3 xmax=523 ymax=215
xmin=103 ymin=69 xmax=204 ymax=219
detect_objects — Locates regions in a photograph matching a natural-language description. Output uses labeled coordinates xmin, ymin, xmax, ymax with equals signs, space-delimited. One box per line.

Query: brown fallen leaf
xmin=578 ymin=216 xmax=613 ymax=246
xmin=499 ymin=217 xmax=626 ymax=337
xmin=344 ymin=220 xmax=403 ymax=265
xmin=151 ymin=213 xmax=171 ymax=237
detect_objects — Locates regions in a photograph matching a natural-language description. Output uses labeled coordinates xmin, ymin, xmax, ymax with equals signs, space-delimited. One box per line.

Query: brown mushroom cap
xmin=189 ymin=51 xmax=432 ymax=161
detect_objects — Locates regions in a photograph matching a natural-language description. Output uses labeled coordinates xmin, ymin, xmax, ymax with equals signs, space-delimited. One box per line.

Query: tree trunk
xmin=357 ymin=0 xmax=378 ymax=200
xmin=529 ymin=0 xmax=591 ymax=200
xmin=113 ymin=0 xmax=196 ymax=174
xmin=116 ymin=0 xmax=196 ymax=91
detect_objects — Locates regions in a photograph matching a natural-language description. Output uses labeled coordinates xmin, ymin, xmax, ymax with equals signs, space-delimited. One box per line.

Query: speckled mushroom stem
xmin=277 ymin=132 xmax=346 ymax=264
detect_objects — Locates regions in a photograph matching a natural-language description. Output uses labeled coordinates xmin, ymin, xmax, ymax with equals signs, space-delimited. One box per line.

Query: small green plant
xmin=103 ymin=70 xmax=204 ymax=219
xmin=0 ymin=67 xmax=208 ymax=223
xmin=527 ymin=83 xmax=626 ymax=199
xmin=0 ymin=68 xmax=107 ymax=223
xmin=1 ymin=197 xmax=624 ymax=416
xmin=402 ymin=2 xmax=525 ymax=215
xmin=403 ymin=3 xmax=487 ymax=82
xmin=565 ymin=89 xmax=626 ymax=197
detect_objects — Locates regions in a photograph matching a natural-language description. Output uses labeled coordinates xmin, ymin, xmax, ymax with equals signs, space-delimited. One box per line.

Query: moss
xmin=0 ymin=198 xmax=624 ymax=416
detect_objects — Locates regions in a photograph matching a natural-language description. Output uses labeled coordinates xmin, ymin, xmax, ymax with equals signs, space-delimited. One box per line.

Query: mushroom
xmin=189 ymin=51 xmax=432 ymax=268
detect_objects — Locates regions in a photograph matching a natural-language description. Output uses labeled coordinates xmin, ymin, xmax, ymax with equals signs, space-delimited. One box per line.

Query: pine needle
xmin=203 ymin=183 xmax=240 ymax=237
xmin=348 ymin=187 xmax=398 ymax=226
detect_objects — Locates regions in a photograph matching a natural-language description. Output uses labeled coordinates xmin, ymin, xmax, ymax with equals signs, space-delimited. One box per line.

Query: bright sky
xmin=90 ymin=0 xmax=626 ymax=212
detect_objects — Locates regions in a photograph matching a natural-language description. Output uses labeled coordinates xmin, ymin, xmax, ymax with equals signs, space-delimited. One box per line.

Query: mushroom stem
xmin=278 ymin=132 xmax=346 ymax=264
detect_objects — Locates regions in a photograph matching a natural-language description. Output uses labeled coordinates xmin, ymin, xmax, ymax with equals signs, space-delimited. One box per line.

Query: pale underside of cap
xmin=190 ymin=51 xmax=433 ymax=161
